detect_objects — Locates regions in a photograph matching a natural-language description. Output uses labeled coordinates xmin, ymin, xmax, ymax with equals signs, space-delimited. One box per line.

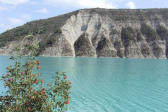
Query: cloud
xmin=2 ymin=14 xmax=32 ymax=33
xmin=0 ymin=0 xmax=30 ymax=13
xmin=0 ymin=0 xmax=29 ymax=5
xmin=126 ymin=1 xmax=136 ymax=9
xmin=0 ymin=6 xmax=7 ymax=11
xmin=36 ymin=8 xmax=48 ymax=14
xmin=78 ymin=0 xmax=115 ymax=8
xmin=44 ymin=0 xmax=116 ymax=8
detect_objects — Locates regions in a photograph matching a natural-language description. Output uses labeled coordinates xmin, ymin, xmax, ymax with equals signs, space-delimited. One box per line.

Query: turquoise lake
xmin=1 ymin=56 xmax=168 ymax=112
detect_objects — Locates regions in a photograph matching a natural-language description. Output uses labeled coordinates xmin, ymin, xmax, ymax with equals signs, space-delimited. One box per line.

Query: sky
xmin=0 ymin=0 xmax=168 ymax=33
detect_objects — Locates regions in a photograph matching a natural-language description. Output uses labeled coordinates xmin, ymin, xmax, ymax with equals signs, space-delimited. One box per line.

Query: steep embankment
xmin=1 ymin=8 xmax=168 ymax=58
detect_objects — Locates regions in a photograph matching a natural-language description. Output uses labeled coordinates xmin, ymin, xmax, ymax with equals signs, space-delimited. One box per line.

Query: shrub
xmin=156 ymin=25 xmax=168 ymax=40
xmin=0 ymin=35 xmax=71 ymax=112
xmin=121 ymin=27 xmax=136 ymax=42
xmin=141 ymin=23 xmax=159 ymax=41
xmin=137 ymin=32 xmax=143 ymax=41
xmin=121 ymin=27 xmax=136 ymax=47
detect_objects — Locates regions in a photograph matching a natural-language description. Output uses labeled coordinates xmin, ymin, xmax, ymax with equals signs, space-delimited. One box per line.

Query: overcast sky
xmin=0 ymin=0 xmax=167 ymax=33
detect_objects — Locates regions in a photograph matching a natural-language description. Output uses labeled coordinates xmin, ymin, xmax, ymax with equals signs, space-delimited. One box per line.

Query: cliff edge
xmin=1 ymin=8 xmax=168 ymax=59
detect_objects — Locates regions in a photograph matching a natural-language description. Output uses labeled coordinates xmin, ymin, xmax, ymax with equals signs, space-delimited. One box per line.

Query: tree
xmin=0 ymin=35 xmax=71 ymax=112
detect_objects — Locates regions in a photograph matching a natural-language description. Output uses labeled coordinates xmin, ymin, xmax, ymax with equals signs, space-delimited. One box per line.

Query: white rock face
xmin=55 ymin=9 xmax=168 ymax=58
xmin=0 ymin=41 xmax=19 ymax=55
xmin=1 ymin=8 xmax=168 ymax=59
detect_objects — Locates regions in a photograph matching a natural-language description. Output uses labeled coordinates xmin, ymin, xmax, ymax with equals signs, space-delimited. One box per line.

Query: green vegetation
xmin=0 ymin=11 xmax=77 ymax=48
xmin=1 ymin=8 xmax=168 ymax=55
xmin=121 ymin=27 xmax=136 ymax=47
xmin=140 ymin=23 xmax=159 ymax=41
xmin=136 ymin=32 xmax=143 ymax=41
xmin=74 ymin=33 xmax=95 ymax=56
xmin=152 ymin=42 xmax=163 ymax=58
xmin=97 ymin=37 xmax=109 ymax=50
xmin=156 ymin=25 xmax=168 ymax=40
xmin=141 ymin=45 xmax=150 ymax=57
xmin=0 ymin=35 xmax=71 ymax=112
xmin=87 ymin=8 xmax=168 ymax=21
xmin=37 ymin=35 xmax=57 ymax=55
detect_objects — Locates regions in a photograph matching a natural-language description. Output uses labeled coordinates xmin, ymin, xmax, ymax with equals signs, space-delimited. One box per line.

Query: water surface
xmin=1 ymin=56 xmax=168 ymax=112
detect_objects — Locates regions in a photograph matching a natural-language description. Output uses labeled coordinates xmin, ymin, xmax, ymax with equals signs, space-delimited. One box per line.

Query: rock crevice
xmin=1 ymin=8 xmax=168 ymax=59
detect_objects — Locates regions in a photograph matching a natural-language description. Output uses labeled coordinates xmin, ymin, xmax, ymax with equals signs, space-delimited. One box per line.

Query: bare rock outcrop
xmin=74 ymin=33 xmax=96 ymax=57
xmin=1 ymin=8 xmax=168 ymax=59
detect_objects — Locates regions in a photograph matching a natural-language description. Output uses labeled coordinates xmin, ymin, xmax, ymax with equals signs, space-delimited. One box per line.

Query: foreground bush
xmin=0 ymin=35 xmax=71 ymax=112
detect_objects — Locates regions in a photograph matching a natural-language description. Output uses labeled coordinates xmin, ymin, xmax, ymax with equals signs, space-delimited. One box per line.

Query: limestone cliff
xmin=1 ymin=8 xmax=168 ymax=59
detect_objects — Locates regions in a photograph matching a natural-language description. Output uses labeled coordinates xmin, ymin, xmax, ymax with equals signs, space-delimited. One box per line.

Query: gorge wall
xmin=1 ymin=8 xmax=168 ymax=58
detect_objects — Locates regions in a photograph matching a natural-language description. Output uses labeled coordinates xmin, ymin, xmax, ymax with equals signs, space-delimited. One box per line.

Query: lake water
xmin=1 ymin=56 xmax=168 ymax=112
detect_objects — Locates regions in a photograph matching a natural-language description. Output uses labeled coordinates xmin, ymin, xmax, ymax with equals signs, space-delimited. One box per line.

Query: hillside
xmin=1 ymin=8 xmax=168 ymax=58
